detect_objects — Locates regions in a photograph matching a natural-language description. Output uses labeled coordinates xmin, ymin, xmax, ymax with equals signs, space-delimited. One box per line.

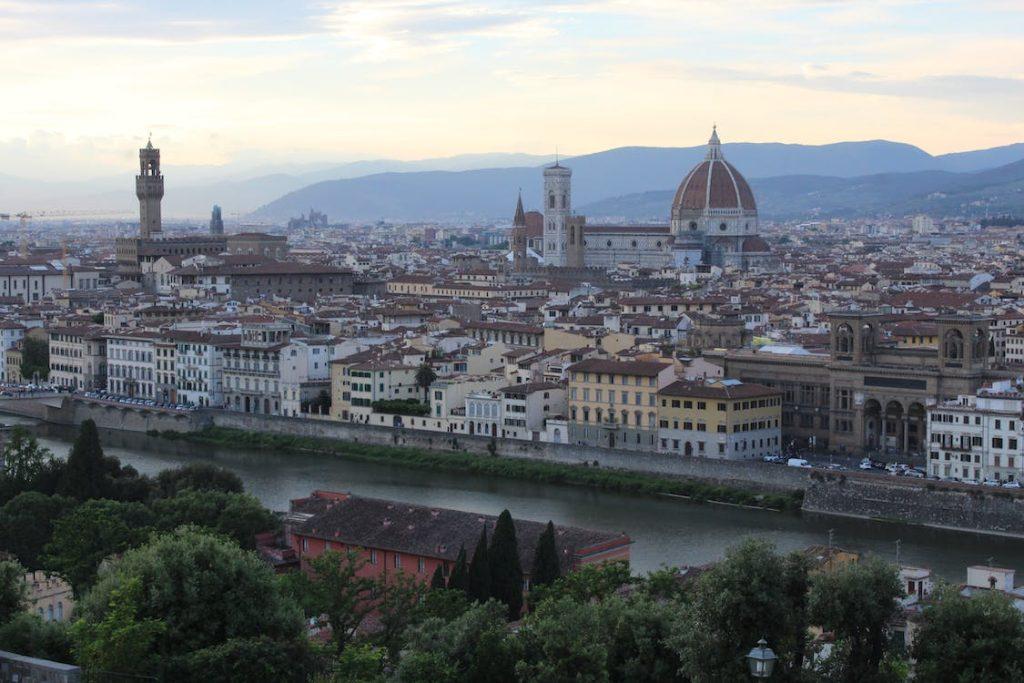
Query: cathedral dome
xmin=672 ymin=127 xmax=756 ymax=215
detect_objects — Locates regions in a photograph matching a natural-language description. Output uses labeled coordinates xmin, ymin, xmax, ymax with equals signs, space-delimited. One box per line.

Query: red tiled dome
xmin=672 ymin=128 xmax=756 ymax=214
xmin=742 ymin=236 xmax=770 ymax=252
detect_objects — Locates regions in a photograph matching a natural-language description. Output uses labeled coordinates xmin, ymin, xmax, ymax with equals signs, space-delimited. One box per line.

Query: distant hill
xmin=252 ymin=140 xmax=1024 ymax=223
xmin=579 ymin=160 xmax=1024 ymax=221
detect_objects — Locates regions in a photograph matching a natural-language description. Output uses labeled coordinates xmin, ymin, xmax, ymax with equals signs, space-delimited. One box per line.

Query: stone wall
xmin=207 ymin=410 xmax=810 ymax=493
xmin=803 ymin=475 xmax=1024 ymax=538
xmin=37 ymin=397 xmax=204 ymax=434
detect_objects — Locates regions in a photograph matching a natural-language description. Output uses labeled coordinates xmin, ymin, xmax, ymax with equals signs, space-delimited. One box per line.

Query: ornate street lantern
xmin=746 ymin=638 xmax=777 ymax=679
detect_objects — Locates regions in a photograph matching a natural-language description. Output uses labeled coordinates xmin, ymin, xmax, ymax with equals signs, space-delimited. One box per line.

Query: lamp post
xmin=746 ymin=638 xmax=777 ymax=679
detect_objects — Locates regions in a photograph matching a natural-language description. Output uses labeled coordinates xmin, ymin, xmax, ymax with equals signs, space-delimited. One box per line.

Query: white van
xmin=787 ymin=458 xmax=811 ymax=468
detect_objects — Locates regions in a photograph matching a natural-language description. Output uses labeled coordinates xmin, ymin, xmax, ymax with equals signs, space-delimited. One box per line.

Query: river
xmin=10 ymin=416 xmax=1024 ymax=580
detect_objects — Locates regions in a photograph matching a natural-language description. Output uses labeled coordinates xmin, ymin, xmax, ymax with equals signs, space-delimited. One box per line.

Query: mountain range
xmin=4 ymin=141 xmax=1024 ymax=222
xmin=252 ymin=141 xmax=1024 ymax=223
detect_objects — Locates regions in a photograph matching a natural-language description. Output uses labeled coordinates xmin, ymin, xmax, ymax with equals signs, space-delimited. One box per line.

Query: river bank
xmin=164 ymin=426 xmax=805 ymax=512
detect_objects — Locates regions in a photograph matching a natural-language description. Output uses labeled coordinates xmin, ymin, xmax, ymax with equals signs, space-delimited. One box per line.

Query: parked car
xmin=1002 ymin=481 xmax=1021 ymax=489
xmin=904 ymin=468 xmax=926 ymax=479
xmin=983 ymin=479 xmax=1002 ymax=487
xmin=787 ymin=458 xmax=812 ymax=468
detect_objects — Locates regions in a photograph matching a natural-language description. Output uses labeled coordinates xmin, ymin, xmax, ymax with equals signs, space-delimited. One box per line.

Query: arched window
xmin=860 ymin=323 xmax=874 ymax=354
xmin=548 ymin=194 xmax=555 ymax=209
xmin=972 ymin=328 xmax=987 ymax=359
xmin=561 ymin=194 xmax=567 ymax=208
xmin=944 ymin=329 xmax=964 ymax=360
xmin=835 ymin=323 xmax=854 ymax=354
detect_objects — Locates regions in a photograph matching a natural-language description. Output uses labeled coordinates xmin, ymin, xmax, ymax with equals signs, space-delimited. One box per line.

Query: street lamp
xmin=746 ymin=638 xmax=777 ymax=679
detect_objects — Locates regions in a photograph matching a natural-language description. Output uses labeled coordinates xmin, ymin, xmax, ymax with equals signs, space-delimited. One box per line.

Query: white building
xmin=48 ymin=326 xmax=106 ymax=390
xmin=173 ymin=332 xmax=235 ymax=408
xmin=926 ymin=379 xmax=1024 ymax=483
xmin=499 ymin=381 xmax=567 ymax=441
xmin=280 ymin=336 xmax=336 ymax=417
xmin=106 ymin=331 xmax=159 ymax=398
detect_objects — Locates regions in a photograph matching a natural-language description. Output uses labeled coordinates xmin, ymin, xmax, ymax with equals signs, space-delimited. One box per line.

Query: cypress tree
xmin=58 ymin=419 xmax=106 ymax=500
xmin=430 ymin=564 xmax=446 ymax=589
xmin=467 ymin=527 xmax=491 ymax=603
xmin=447 ymin=544 xmax=469 ymax=592
xmin=530 ymin=520 xmax=561 ymax=588
xmin=488 ymin=509 xmax=523 ymax=620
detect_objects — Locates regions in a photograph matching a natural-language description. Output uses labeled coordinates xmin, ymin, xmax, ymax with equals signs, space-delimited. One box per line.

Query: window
xmin=394 ymin=554 xmax=402 ymax=569
xmin=370 ymin=549 xmax=378 ymax=565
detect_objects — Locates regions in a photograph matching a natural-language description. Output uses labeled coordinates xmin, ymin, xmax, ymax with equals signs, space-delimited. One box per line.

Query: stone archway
xmin=883 ymin=401 xmax=904 ymax=453
xmin=863 ymin=399 xmax=882 ymax=451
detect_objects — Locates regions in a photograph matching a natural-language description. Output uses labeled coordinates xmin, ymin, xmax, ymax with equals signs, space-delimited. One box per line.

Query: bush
xmin=370 ymin=399 xmax=430 ymax=417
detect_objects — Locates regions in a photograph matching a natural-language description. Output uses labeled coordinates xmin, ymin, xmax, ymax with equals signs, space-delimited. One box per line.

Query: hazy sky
xmin=2 ymin=0 xmax=1023 ymax=179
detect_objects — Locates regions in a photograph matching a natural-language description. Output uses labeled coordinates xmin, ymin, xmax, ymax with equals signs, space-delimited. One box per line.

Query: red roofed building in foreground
xmin=286 ymin=490 xmax=631 ymax=588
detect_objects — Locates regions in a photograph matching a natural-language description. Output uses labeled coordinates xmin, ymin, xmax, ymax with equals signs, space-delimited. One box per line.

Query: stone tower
xmin=511 ymin=192 xmax=528 ymax=271
xmin=210 ymin=204 xmax=224 ymax=235
xmin=136 ymin=138 xmax=164 ymax=238
xmin=543 ymin=162 xmax=571 ymax=267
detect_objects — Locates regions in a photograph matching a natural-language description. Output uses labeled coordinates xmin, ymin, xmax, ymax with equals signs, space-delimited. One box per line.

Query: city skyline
xmin=1 ymin=0 xmax=1023 ymax=180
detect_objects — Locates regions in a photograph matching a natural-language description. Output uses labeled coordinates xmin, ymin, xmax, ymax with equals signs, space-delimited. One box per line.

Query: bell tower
xmin=543 ymin=161 xmax=571 ymax=267
xmin=136 ymin=136 xmax=164 ymax=238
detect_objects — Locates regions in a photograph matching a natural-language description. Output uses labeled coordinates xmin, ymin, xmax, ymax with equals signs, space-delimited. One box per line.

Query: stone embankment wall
xmin=208 ymin=410 xmax=809 ymax=493
xmin=804 ymin=475 xmax=1024 ymax=538
xmin=5 ymin=396 xmax=205 ymax=434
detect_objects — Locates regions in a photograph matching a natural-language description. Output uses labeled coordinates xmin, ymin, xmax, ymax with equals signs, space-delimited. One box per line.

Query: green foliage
xmin=375 ymin=573 xmax=428 ymax=656
xmin=514 ymin=596 xmax=609 ymax=682
xmin=71 ymin=576 xmax=167 ymax=678
xmin=0 ymin=427 xmax=52 ymax=490
xmin=911 ymin=585 xmax=1024 ymax=682
xmin=0 ymin=612 xmax=74 ymax=663
xmin=75 ymin=527 xmax=304 ymax=668
xmin=154 ymin=462 xmax=244 ymax=497
xmin=43 ymin=499 xmax=155 ymax=594
xmin=418 ymin=588 xmax=472 ymax=623
xmin=165 ymin=635 xmax=316 ymax=683
xmin=0 ymin=558 xmax=27 ymax=623
xmin=488 ymin=509 xmax=523 ymax=620
xmin=467 ymin=527 xmax=491 ymax=603
xmin=57 ymin=420 xmax=107 ymax=500
xmin=447 ymin=544 xmax=469 ymax=592
xmin=430 ymin=564 xmax=446 ymax=589
xmin=530 ymin=561 xmax=632 ymax=606
xmin=21 ymin=336 xmax=49 ymax=381
xmin=671 ymin=539 xmax=809 ymax=681
xmin=396 ymin=600 xmax=519 ymax=683
xmin=0 ymin=491 xmax=76 ymax=568
xmin=306 ymin=549 xmax=377 ymax=654
xmin=370 ymin=399 xmax=430 ymax=416
xmin=151 ymin=489 xmax=278 ymax=549
xmin=330 ymin=643 xmax=386 ymax=683
xmin=808 ymin=556 xmax=903 ymax=682
xmin=530 ymin=521 xmax=561 ymax=589
xmin=185 ymin=427 xmax=803 ymax=511
xmin=415 ymin=363 xmax=438 ymax=400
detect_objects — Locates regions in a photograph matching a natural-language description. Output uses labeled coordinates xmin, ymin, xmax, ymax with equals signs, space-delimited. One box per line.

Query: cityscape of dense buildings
xmin=3 ymin=132 xmax=1024 ymax=680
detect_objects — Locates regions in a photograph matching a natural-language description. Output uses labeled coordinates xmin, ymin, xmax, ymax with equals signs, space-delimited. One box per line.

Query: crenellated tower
xmin=543 ymin=162 xmax=572 ymax=267
xmin=136 ymin=137 xmax=164 ymax=238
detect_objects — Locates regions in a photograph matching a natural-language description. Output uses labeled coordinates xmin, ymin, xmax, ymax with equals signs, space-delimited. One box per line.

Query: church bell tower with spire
xmin=136 ymin=136 xmax=164 ymax=238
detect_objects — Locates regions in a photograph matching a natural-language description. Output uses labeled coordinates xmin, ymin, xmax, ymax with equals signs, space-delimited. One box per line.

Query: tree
xmin=0 ymin=558 xmax=27 ymax=624
xmin=467 ymin=527 xmax=491 ymax=603
xmin=71 ymin=576 xmax=167 ymax=677
xmin=530 ymin=521 xmax=561 ymax=590
xmin=415 ymin=363 xmax=437 ymax=403
xmin=43 ymin=499 xmax=155 ymax=594
xmin=165 ymin=636 xmax=315 ymax=683
xmin=514 ymin=596 xmax=609 ymax=682
xmin=332 ymin=643 xmax=387 ymax=683
xmin=448 ymin=544 xmax=469 ymax=592
xmin=306 ymin=549 xmax=377 ymax=654
xmin=375 ymin=572 xmax=428 ymax=657
xmin=430 ymin=564 xmax=447 ymax=589
xmin=530 ymin=560 xmax=632 ymax=606
xmin=0 ymin=427 xmax=52 ymax=491
xmin=151 ymin=489 xmax=278 ymax=549
xmin=912 ymin=585 xmax=1024 ymax=681
xmin=808 ymin=556 xmax=903 ymax=682
xmin=75 ymin=526 xmax=304 ymax=676
xmin=396 ymin=600 xmax=518 ymax=683
xmin=57 ymin=419 xmax=107 ymax=500
xmin=0 ymin=613 xmax=73 ymax=663
xmin=21 ymin=336 xmax=49 ymax=381
xmin=671 ymin=539 xmax=809 ymax=681
xmin=488 ymin=509 xmax=523 ymax=620
xmin=154 ymin=462 xmax=243 ymax=497
xmin=0 ymin=491 xmax=76 ymax=567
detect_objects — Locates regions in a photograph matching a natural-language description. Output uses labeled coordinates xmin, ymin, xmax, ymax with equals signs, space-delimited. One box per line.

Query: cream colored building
xmin=567 ymin=358 xmax=675 ymax=450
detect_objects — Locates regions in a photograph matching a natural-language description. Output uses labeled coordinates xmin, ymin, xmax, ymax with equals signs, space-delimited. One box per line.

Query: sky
xmin=1 ymin=0 xmax=1023 ymax=180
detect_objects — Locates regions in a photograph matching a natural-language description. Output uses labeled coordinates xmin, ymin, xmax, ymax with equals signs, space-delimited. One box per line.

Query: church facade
xmin=511 ymin=128 xmax=774 ymax=273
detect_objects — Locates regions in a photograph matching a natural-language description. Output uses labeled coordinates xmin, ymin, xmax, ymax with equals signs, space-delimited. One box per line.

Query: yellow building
xmin=656 ymin=379 xmax=781 ymax=459
xmin=543 ymin=328 xmax=637 ymax=354
xmin=567 ymin=358 xmax=675 ymax=450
